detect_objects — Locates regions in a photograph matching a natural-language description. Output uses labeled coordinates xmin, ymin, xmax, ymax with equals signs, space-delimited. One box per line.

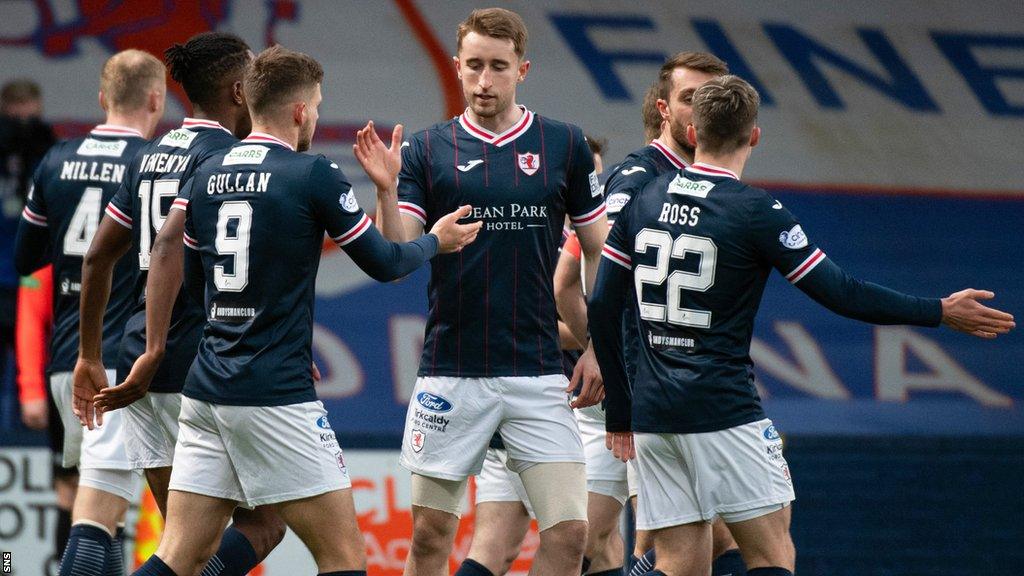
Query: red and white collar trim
xmin=242 ymin=131 xmax=294 ymax=150
xmin=90 ymin=124 xmax=144 ymax=138
xmin=182 ymin=117 xmax=232 ymax=134
xmin=649 ymin=139 xmax=688 ymax=169
xmin=458 ymin=105 xmax=534 ymax=147
xmin=686 ymin=162 xmax=739 ymax=180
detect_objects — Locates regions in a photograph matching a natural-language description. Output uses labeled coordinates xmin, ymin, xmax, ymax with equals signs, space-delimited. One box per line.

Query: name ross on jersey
xmin=657 ymin=202 xmax=701 ymax=227
xmin=59 ymin=161 xmax=126 ymax=183
xmin=206 ymin=172 xmax=272 ymax=195
xmin=139 ymin=152 xmax=192 ymax=174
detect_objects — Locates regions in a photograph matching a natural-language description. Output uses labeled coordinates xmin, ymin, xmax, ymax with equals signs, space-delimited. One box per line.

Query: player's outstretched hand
xmin=72 ymin=358 xmax=109 ymax=430
xmin=569 ymin=346 xmax=604 ymax=408
xmin=606 ymin=431 xmax=635 ymax=462
xmin=941 ymin=289 xmax=1015 ymax=339
xmin=430 ymin=205 xmax=483 ymax=253
xmin=353 ymin=121 xmax=403 ymax=192
xmin=94 ymin=350 xmax=162 ymax=413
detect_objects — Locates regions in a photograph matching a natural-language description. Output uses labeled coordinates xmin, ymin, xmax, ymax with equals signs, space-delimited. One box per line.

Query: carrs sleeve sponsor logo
xmin=416 ymin=392 xmax=453 ymax=413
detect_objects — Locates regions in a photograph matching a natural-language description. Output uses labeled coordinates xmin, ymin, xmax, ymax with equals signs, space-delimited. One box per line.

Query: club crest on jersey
xmin=410 ymin=429 xmax=426 ymax=453
xmin=779 ymin=225 xmax=808 ymax=249
xmin=159 ymin=128 xmax=197 ymax=149
xmin=339 ymin=189 xmax=359 ymax=213
xmin=517 ymin=152 xmax=540 ymax=176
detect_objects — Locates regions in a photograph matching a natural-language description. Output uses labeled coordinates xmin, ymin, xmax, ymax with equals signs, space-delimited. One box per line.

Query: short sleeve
xmin=747 ymin=194 xmax=824 ymax=284
xmin=602 ymin=159 xmax=653 ymax=222
xmin=20 ymin=155 xmax=50 ymax=227
xmin=397 ymin=135 xmax=428 ymax=226
xmin=179 ymin=178 xmax=199 ymax=250
xmin=309 ymin=157 xmax=373 ymax=247
xmin=600 ymin=202 xmax=633 ymax=271
xmin=104 ymin=169 xmax=135 ymax=229
xmin=171 ymin=174 xmax=193 ymax=214
xmin=566 ymin=127 xmax=606 ymax=228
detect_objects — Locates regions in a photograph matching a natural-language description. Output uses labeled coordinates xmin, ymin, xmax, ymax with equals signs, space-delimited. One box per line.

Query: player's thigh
xmin=586 ymin=491 xmax=623 ymax=540
xmin=400 ymin=377 xmax=502 ymax=480
xmin=711 ymin=517 xmax=738 ymax=558
xmin=653 ymin=521 xmax=713 ymax=576
xmin=272 ymin=488 xmax=364 ymax=566
xmin=500 ymin=374 xmax=584 ymax=467
xmin=723 ymin=504 xmax=794 ymax=569
xmin=467 ymin=501 xmax=532 ymax=566
xmin=157 ymin=490 xmax=237 ymax=575
xmin=216 ymin=401 xmax=351 ymax=508
xmin=145 ymin=467 xmax=173 ymax=517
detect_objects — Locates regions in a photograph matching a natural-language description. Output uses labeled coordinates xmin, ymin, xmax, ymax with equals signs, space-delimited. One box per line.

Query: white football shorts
xmin=50 ymin=371 xmax=132 ymax=470
xmin=124 ymin=392 xmax=182 ymax=469
xmin=169 ymin=397 xmax=351 ymax=507
xmin=400 ymin=375 xmax=585 ymax=480
xmin=634 ymin=419 xmax=795 ymax=530
xmin=474 ymin=447 xmax=535 ymax=518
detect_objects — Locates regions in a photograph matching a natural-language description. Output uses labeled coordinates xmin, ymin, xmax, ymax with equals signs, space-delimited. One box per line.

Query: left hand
xmin=353 ymin=121 xmax=403 ymax=192
xmin=72 ymin=358 xmax=109 ymax=429
xmin=605 ymin=431 xmax=635 ymax=462
xmin=568 ymin=345 xmax=603 ymax=408
xmin=94 ymin=350 xmax=162 ymax=414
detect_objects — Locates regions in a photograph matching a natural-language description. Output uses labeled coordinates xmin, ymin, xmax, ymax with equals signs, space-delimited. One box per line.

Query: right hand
xmin=353 ymin=121 xmax=403 ymax=192
xmin=940 ymin=289 xmax=1015 ymax=338
xmin=94 ymin=350 xmax=163 ymax=414
xmin=72 ymin=358 xmax=109 ymax=429
xmin=606 ymin=431 xmax=635 ymax=462
xmin=429 ymin=205 xmax=483 ymax=254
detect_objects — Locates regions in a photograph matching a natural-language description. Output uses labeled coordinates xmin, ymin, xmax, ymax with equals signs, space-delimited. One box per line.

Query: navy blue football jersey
xmin=398 ymin=107 xmax=605 ymax=377
xmin=17 ymin=125 xmax=146 ymax=372
xmin=182 ymin=132 xmax=438 ymax=406
xmin=106 ymin=119 xmax=237 ymax=392
xmin=601 ymin=140 xmax=687 ymax=221
xmin=593 ymin=163 xmax=941 ymax=434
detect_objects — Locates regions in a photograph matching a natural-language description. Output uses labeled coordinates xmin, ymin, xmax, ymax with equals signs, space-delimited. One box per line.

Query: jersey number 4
xmin=63 ymin=187 xmax=103 ymax=256
xmin=634 ymin=228 xmax=717 ymax=329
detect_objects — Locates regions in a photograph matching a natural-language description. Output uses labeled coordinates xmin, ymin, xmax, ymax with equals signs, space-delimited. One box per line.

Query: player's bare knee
xmin=411 ymin=508 xmax=458 ymax=557
xmin=231 ymin=507 xmax=286 ymax=559
xmin=539 ymin=519 xmax=588 ymax=558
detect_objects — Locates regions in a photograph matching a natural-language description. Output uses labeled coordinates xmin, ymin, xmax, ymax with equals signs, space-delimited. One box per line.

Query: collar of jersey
xmin=458 ymin=105 xmax=534 ymax=147
xmin=181 ymin=117 xmax=232 ymax=134
xmin=686 ymin=162 xmax=739 ymax=180
xmin=242 ymin=131 xmax=295 ymax=150
xmin=90 ymin=124 xmax=144 ymax=138
xmin=649 ymin=139 xmax=688 ymax=169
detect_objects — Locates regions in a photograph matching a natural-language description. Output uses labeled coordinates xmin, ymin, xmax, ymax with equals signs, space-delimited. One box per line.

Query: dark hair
xmin=1 ymin=80 xmax=42 ymax=105
xmin=165 ymin=32 xmax=250 ymax=108
xmin=243 ymin=45 xmax=324 ymax=118
xmin=585 ymin=134 xmax=607 ymax=156
xmin=657 ymin=52 xmax=729 ymax=101
xmin=641 ymin=82 xmax=662 ymax=142
xmin=691 ymin=75 xmax=760 ymax=155
xmin=457 ymin=8 xmax=528 ymax=58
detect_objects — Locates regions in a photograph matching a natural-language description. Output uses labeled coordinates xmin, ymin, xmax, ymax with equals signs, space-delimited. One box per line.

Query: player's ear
xmin=517 ymin=59 xmax=530 ymax=82
xmin=232 ymin=81 xmax=245 ymax=107
xmin=294 ymin=101 xmax=306 ymax=127
xmin=453 ymin=56 xmax=462 ymax=79
xmin=749 ymin=126 xmax=761 ymax=148
xmin=686 ymin=124 xmax=698 ymax=148
xmin=98 ymin=90 xmax=108 ymax=113
xmin=656 ymin=98 xmax=669 ymax=121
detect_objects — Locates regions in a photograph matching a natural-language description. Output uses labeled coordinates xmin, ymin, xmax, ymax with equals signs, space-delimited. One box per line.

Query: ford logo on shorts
xmin=316 ymin=416 xmax=332 ymax=430
xmin=417 ymin=392 xmax=453 ymax=413
xmin=763 ymin=424 xmax=780 ymax=440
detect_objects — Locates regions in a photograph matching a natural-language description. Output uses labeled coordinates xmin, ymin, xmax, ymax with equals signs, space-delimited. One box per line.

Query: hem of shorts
xmin=78 ymin=461 xmax=136 ymax=471
xmin=632 ymin=412 xmax=765 ymax=434
xmin=415 ymin=369 xmax=567 ymax=378
xmin=637 ymin=494 xmax=795 ymax=530
xmin=168 ymin=481 xmax=243 ymax=503
xmin=242 ymin=483 xmax=351 ymax=507
xmin=181 ymin=390 xmax=317 ymax=407
xmin=400 ymin=459 xmax=470 ymax=481
xmin=130 ymin=459 xmax=173 ymax=470
xmin=500 ymin=453 xmax=586 ymax=466
xmin=586 ymin=473 xmax=628 ymax=482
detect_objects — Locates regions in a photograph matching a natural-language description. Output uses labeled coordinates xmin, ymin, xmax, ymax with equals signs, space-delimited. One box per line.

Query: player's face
xmin=297 ymin=84 xmax=321 ymax=152
xmin=660 ymin=67 xmax=719 ymax=156
xmin=455 ymin=32 xmax=529 ymax=119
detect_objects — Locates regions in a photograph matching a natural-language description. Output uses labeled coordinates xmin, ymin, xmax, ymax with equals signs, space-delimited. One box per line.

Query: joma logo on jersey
xmin=416 ymin=392 xmax=453 ymax=413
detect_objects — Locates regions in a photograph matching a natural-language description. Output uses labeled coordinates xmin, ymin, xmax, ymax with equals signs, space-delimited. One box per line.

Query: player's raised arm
xmin=74 ymin=210 xmax=133 ymax=427
xmin=353 ymin=120 xmax=425 ymax=242
xmin=753 ymin=198 xmax=1014 ymax=338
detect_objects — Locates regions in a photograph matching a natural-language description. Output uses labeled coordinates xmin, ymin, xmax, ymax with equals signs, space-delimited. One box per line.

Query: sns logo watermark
xmin=416 ymin=392 xmax=453 ymax=413
xmin=3 ymin=551 xmax=10 ymax=574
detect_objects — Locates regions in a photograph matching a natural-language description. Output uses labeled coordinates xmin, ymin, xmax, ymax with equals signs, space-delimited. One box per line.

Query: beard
xmin=669 ymin=119 xmax=695 ymax=159
xmin=297 ymin=121 xmax=313 ymax=152
xmin=469 ymin=92 xmax=511 ymax=119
